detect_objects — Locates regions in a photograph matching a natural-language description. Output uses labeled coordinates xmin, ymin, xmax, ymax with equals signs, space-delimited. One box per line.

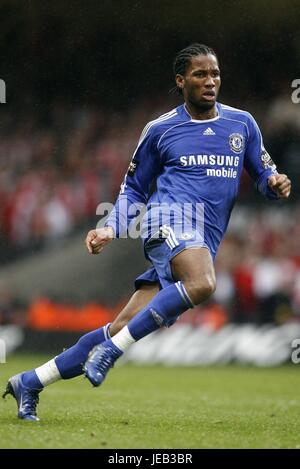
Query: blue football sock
xmin=22 ymin=370 xmax=43 ymax=390
xmin=128 ymin=282 xmax=194 ymax=340
xmin=127 ymin=281 xmax=193 ymax=341
xmin=95 ymin=283 xmax=192 ymax=355
xmin=55 ymin=323 xmax=111 ymax=379
xmin=22 ymin=324 xmax=111 ymax=388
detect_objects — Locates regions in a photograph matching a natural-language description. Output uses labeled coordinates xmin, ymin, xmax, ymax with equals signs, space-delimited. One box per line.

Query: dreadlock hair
xmin=170 ymin=43 xmax=218 ymax=95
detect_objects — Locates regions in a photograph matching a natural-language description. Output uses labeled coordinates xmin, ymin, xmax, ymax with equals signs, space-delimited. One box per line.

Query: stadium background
xmin=0 ymin=0 xmax=300 ymax=364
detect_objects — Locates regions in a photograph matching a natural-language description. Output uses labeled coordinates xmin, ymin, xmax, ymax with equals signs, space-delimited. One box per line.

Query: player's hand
xmin=268 ymin=173 xmax=291 ymax=199
xmin=85 ymin=226 xmax=114 ymax=254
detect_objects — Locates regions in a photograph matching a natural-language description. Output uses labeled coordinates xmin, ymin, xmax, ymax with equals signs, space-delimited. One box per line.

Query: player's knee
xmin=185 ymin=275 xmax=216 ymax=305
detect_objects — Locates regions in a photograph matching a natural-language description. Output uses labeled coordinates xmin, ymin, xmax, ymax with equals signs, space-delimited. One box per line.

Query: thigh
xmin=145 ymin=227 xmax=213 ymax=288
xmin=110 ymin=283 xmax=159 ymax=335
xmin=171 ymin=247 xmax=216 ymax=284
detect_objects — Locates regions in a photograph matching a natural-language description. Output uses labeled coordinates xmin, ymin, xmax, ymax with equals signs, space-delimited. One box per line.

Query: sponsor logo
xmin=180 ymin=154 xmax=240 ymax=167
xmin=203 ymin=127 xmax=216 ymax=135
xmin=179 ymin=154 xmax=240 ymax=179
xmin=150 ymin=308 xmax=164 ymax=327
xmin=229 ymin=133 xmax=244 ymax=153
xmin=127 ymin=159 xmax=139 ymax=176
xmin=260 ymin=149 xmax=276 ymax=170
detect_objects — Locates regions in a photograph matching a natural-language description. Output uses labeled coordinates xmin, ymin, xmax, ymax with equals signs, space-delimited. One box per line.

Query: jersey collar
xmin=181 ymin=103 xmax=221 ymax=123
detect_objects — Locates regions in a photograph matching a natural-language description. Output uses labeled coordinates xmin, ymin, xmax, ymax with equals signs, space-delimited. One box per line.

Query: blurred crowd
xmin=0 ymin=100 xmax=154 ymax=253
xmin=214 ymin=205 xmax=300 ymax=323
xmin=0 ymin=94 xmax=299 ymax=325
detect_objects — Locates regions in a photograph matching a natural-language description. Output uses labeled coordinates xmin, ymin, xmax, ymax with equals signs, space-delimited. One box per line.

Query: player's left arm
xmin=243 ymin=115 xmax=291 ymax=200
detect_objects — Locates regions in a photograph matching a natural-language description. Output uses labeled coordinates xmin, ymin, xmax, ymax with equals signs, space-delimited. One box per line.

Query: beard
xmin=189 ymin=95 xmax=216 ymax=111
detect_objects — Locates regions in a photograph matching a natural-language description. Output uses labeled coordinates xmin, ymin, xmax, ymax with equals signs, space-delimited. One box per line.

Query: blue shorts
xmin=135 ymin=227 xmax=211 ymax=290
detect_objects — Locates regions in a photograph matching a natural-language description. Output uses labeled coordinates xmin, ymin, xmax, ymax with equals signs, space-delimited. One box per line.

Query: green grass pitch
xmin=0 ymin=354 xmax=300 ymax=448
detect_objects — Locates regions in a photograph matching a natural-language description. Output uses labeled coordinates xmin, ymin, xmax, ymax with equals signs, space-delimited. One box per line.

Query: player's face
xmin=176 ymin=54 xmax=221 ymax=111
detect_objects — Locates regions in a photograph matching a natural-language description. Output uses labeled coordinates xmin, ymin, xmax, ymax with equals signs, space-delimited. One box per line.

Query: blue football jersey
xmin=106 ymin=103 xmax=278 ymax=258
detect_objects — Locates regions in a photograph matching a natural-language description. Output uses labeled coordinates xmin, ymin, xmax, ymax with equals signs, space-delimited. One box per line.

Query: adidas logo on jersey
xmin=203 ymin=127 xmax=215 ymax=135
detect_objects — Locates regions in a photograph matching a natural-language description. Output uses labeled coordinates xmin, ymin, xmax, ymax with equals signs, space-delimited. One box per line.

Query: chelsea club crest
xmin=229 ymin=133 xmax=244 ymax=153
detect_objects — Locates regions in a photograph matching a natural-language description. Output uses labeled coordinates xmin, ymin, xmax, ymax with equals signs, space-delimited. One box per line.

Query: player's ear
xmin=175 ymin=74 xmax=185 ymax=91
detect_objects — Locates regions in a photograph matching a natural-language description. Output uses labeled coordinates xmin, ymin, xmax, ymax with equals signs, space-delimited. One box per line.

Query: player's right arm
xmin=86 ymin=124 xmax=162 ymax=254
xmin=105 ymin=125 xmax=162 ymax=238
xmin=85 ymin=226 xmax=114 ymax=254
